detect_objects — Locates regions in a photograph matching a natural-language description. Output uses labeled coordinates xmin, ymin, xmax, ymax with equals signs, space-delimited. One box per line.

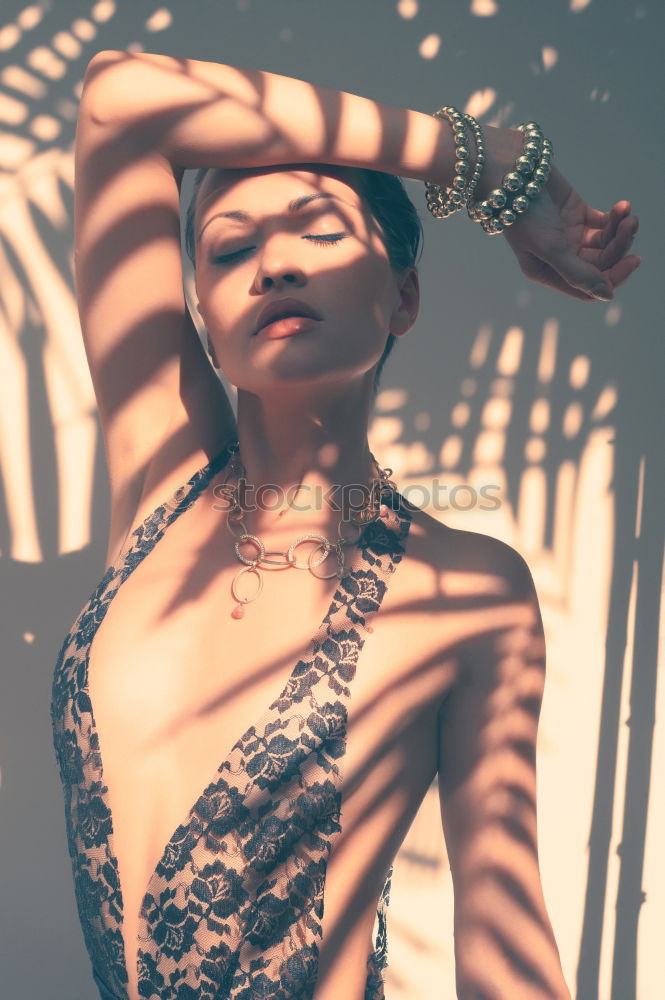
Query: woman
xmin=51 ymin=49 xmax=640 ymax=1000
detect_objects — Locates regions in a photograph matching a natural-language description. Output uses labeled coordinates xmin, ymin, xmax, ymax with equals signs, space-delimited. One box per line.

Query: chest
xmin=88 ymin=538 xmax=456 ymax=802
xmin=87 ymin=496 xmax=464 ymax=838
xmin=72 ymin=496 xmax=466 ymax=1000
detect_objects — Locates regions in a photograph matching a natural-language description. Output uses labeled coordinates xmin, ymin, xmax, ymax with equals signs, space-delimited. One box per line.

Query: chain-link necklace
xmin=215 ymin=440 xmax=398 ymax=619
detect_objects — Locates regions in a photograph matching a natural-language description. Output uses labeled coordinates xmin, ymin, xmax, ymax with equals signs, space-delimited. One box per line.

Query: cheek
xmin=196 ymin=273 xmax=244 ymax=335
xmin=345 ymin=258 xmax=394 ymax=325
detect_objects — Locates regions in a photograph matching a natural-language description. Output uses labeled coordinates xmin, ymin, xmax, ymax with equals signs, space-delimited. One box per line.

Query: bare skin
xmin=89 ymin=461 xmax=549 ymax=1000
xmin=69 ymin=48 xmax=641 ymax=999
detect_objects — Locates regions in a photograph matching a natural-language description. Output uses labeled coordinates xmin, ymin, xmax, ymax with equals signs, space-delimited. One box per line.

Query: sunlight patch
xmin=145 ymin=8 xmax=173 ymax=32
xmin=465 ymin=87 xmax=496 ymax=118
xmin=419 ymin=33 xmax=441 ymax=59
xmin=91 ymin=1 xmax=116 ymax=22
xmin=397 ymin=0 xmax=419 ymax=18
xmin=470 ymin=0 xmax=499 ymax=16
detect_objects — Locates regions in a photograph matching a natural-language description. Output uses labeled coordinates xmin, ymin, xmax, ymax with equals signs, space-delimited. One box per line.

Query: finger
xmin=566 ymin=251 xmax=641 ymax=292
xmin=584 ymin=201 xmax=632 ymax=250
xmin=598 ymin=215 xmax=639 ymax=269
xmin=586 ymin=199 xmax=631 ymax=223
xmin=546 ymin=247 xmax=613 ymax=299
xmin=584 ymin=215 xmax=640 ymax=270
xmin=584 ymin=207 xmax=610 ymax=228
xmin=604 ymin=254 xmax=642 ymax=290
xmin=534 ymin=272 xmax=598 ymax=301
xmin=521 ymin=258 xmax=599 ymax=301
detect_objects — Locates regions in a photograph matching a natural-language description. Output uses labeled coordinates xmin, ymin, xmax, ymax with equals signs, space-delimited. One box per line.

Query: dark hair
xmin=184 ymin=164 xmax=423 ymax=394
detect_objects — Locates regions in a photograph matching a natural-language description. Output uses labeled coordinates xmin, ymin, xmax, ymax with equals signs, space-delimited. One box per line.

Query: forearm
xmin=454 ymin=909 xmax=572 ymax=1000
xmin=80 ymin=49 xmax=519 ymax=199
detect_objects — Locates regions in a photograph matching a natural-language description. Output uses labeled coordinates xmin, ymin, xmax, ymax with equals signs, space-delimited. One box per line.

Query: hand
xmin=500 ymin=165 xmax=640 ymax=302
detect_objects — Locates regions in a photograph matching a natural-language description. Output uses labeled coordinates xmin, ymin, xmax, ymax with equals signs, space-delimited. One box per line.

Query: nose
xmin=251 ymin=239 xmax=307 ymax=293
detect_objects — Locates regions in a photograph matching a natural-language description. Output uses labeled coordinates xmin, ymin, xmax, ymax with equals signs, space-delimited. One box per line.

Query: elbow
xmin=79 ymin=50 xmax=134 ymax=125
xmin=82 ymin=49 xmax=124 ymax=90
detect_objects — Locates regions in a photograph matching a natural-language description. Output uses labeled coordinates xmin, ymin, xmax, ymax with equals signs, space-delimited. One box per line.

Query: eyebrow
xmin=197 ymin=192 xmax=345 ymax=244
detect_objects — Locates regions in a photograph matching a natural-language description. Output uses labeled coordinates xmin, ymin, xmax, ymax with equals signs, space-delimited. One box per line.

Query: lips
xmin=254 ymin=297 xmax=322 ymax=335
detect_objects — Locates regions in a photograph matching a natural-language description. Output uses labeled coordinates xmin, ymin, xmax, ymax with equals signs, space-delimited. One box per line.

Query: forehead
xmin=195 ymin=165 xmax=366 ymax=238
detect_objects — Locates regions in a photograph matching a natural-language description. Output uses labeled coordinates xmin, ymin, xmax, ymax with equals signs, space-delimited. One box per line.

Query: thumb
xmin=548 ymin=249 xmax=613 ymax=300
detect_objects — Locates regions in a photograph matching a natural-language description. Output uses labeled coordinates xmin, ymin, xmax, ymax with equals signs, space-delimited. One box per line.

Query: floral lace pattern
xmin=51 ymin=443 xmax=413 ymax=999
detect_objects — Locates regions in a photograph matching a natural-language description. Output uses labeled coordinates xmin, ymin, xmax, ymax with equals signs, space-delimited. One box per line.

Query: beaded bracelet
xmin=467 ymin=122 xmax=554 ymax=234
xmin=461 ymin=112 xmax=486 ymax=207
xmin=424 ymin=106 xmax=485 ymax=218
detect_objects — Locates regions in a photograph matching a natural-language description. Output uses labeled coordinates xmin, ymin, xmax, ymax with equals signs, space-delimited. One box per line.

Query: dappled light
xmin=418 ymin=33 xmax=441 ymax=60
xmin=471 ymin=0 xmax=499 ymax=17
xmin=396 ymin=0 xmax=419 ymax=20
xmin=0 ymin=2 xmax=658 ymax=1000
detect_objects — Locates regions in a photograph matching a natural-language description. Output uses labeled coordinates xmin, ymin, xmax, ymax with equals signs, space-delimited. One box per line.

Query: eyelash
xmin=213 ymin=232 xmax=347 ymax=265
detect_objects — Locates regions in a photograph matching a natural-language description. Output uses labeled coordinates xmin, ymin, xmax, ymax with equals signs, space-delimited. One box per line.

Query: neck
xmin=225 ymin=379 xmax=381 ymax=538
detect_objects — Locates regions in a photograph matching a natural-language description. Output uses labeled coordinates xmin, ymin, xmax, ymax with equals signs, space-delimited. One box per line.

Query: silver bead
xmin=523 ymin=141 xmax=541 ymax=157
xmin=503 ymin=171 xmax=524 ymax=192
xmin=525 ymin=180 xmax=541 ymax=198
xmin=534 ymin=167 xmax=548 ymax=182
xmin=522 ymin=122 xmax=542 ymax=137
xmin=516 ymin=155 xmax=536 ymax=175
xmin=479 ymin=200 xmax=494 ymax=218
xmin=426 ymin=107 xmax=489 ymax=223
xmin=499 ymin=208 xmax=517 ymax=225
xmin=512 ymin=195 xmax=530 ymax=213
xmin=488 ymin=188 xmax=507 ymax=208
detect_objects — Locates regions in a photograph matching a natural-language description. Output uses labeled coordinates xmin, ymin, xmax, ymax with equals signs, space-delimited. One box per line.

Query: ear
xmin=389 ymin=267 xmax=420 ymax=338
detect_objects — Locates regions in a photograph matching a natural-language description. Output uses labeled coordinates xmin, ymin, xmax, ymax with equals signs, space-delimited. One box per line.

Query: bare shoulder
xmin=402 ymin=508 xmax=542 ymax=702
xmin=407 ymin=505 xmax=536 ymax=602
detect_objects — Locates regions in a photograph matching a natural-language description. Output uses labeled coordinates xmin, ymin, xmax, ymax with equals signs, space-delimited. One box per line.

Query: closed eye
xmin=213 ymin=232 xmax=348 ymax=265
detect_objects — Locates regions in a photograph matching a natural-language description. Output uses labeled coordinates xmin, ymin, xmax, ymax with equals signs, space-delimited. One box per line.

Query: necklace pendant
xmin=231 ymin=603 xmax=246 ymax=619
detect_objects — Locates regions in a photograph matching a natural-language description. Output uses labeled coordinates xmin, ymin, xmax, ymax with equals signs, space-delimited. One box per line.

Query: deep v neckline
xmin=74 ymin=441 xmax=414 ymax=997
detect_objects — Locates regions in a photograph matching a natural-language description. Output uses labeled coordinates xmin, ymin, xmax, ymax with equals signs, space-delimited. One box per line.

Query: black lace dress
xmin=51 ymin=442 xmax=413 ymax=999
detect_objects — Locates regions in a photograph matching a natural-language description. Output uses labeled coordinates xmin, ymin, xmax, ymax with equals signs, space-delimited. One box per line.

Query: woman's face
xmin=193 ymin=165 xmax=416 ymax=393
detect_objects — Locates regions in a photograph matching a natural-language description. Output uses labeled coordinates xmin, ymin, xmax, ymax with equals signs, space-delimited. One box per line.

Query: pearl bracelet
xmin=424 ymin=106 xmax=485 ymax=218
xmin=467 ymin=122 xmax=554 ymax=234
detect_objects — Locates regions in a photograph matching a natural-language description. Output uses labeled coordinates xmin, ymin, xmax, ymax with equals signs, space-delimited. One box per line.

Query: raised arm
xmin=82 ymin=49 xmax=639 ymax=302
xmin=81 ymin=49 xmax=492 ymax=190
xmin=76 ymin=49 xmax=639 ymax=562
